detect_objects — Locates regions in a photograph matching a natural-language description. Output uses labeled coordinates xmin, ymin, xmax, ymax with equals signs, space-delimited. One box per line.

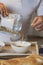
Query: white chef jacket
xmin=0 ymin=0 xmax=43 ymax=42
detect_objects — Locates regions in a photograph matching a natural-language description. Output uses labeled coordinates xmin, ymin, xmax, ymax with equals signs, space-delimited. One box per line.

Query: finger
xmin=3 ymin=10 xmax=7 ymax=16
xmin=4 ymin=7 xmax=9 ymax=16
xmin=2 ymin=5 xmax=8 ymax=16
xmin=5 ymin=6 xmax=9 ymax=15
xmin=0 ymin=6 xmax=5 ymax=16
xmin=33 ymin=21 xmax=43 ymax=28
xmin=2 ymin=10 xmax=5 ymax=16
xmin=2 ymin=8 xmax=8 ymax=16
xmin=39 ymin=27 xmax=43 ymax=31
xmin=35 ymin=24 xmax=43 ymax=31
xmin=1 ymin=8 xmax=4 ymax=16
xmin=35 ymin=23 xmax=43 ymax=29
xmin=5 ymin=10 xmax=9 ymax=16
xmin=35 ymin=27 xmax=43 ymax=31
xmin=32 ymin=19 xmax=42 ymax=28
xmin=35 ymin=28 xmax=39 ymax=31
xmin=31 ymin=17 xmax=38 ymax=26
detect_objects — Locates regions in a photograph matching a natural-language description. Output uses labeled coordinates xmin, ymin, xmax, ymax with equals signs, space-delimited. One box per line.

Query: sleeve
xmin=37 ymin=0 xmax=43 ymax=16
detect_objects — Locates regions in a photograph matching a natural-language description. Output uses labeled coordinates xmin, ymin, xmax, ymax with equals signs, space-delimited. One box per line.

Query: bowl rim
xmin=0 ymin=41 xmax=5 ymax=47
xmin=11 ymin=41 xmax=31 ymax=48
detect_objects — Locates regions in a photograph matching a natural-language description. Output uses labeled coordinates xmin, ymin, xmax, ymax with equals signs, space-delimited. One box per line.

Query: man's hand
xmin=31 ymin=16 xmax=43 ymax=31
xmin=0 ymin=3 xmax=9 ymax=16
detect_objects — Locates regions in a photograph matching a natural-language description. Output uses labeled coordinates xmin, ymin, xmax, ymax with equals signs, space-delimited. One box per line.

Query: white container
xmin=1 ymin=14 xmax=22 ymax=30
xmin=1 ymin=17 xmax=14 ymax=30
xmin=11 ymin=41 xmax=31 ymax=53
xmin=0 ymin=41 xmax=5 ymax=51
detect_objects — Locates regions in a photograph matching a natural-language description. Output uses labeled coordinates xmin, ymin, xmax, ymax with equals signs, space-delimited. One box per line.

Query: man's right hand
xmin=0 ymin=3 xmax=9 ymax=16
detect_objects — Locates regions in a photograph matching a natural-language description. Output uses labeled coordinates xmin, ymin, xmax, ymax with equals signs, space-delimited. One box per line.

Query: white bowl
xmin=11 ymin=41 xmax=31 ymax=53
xmin=0 ymin=41 xmax=5 ymax=51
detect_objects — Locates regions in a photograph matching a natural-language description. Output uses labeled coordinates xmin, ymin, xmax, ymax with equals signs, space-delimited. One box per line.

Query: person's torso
xmin=0 ymin=0 xmax=43 ymax=39
xmin=0 ymin=0 xmax=40 ymax=19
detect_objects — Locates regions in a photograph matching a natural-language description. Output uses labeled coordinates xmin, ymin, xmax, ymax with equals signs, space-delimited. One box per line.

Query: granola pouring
xmin=0 ymin=26 xmax=19 ymax=34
